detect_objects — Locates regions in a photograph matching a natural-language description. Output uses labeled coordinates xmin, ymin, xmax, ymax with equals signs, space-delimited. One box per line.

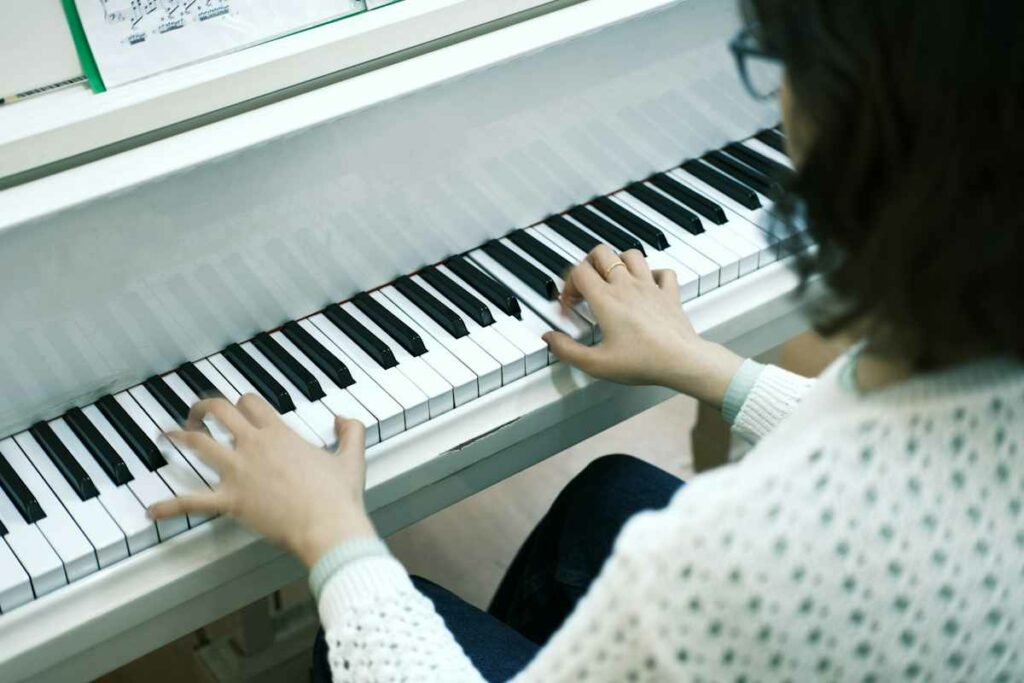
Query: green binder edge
xmin=61 ymin=0 xmax=106 ymax=93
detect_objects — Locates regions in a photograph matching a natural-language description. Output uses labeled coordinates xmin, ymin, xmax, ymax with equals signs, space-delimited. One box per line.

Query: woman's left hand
xmin=147 ymin=394 xmax=377 ymax=567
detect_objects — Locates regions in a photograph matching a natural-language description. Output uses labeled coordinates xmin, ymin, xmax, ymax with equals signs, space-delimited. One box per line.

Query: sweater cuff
xmin=308 ymin=537 xmax=391 ymax=602
xmin=733 ymin=365 xmax=816 ymax=441
xmin=318 ymin=555 xmax=415 ymax=630
xmin=722 ymin=359 xmax=765 ymax=425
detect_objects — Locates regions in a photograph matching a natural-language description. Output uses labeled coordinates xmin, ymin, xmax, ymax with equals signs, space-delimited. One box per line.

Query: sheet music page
xmin=74 ymin=0 xmax=366 ymax=88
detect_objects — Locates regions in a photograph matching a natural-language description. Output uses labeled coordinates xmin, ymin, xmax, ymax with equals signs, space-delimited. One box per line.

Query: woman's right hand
xmin=544 ymin=245 xmax=744 ymax=408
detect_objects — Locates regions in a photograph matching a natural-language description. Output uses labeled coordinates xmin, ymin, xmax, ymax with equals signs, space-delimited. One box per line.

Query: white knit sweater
xmin=318 ymin=354 xmax=1024 ymax=681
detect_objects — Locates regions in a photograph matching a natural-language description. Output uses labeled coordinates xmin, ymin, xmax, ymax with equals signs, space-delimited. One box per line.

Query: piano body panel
xmin=0 ymin=259 xmax=816 ymax=682
xmin=0 ymin=0 xmax=777 ymax=436
xmin=0 ymin=0 xmax=573 ymax=184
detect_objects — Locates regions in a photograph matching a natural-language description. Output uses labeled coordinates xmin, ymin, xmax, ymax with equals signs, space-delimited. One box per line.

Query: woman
xmin=151 ymin=0 xmax=1024 ymax=680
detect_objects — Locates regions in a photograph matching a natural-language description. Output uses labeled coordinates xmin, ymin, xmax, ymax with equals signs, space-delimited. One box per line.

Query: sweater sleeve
xmin=731 ymin=364 xmax=815 ymax=443
xmin=319 ymin=554 xmax=486 ymax=682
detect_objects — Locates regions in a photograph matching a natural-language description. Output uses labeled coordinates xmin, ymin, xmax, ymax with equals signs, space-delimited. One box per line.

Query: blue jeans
xmin=313 ymin=454 xmax=683 ymax=682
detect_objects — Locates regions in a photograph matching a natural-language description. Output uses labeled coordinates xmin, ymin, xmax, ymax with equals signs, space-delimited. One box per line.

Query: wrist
xmin=664 ymin=339 xmax=744 ymax=407
xmin=294 ymin=509 xmax=378 ymax=568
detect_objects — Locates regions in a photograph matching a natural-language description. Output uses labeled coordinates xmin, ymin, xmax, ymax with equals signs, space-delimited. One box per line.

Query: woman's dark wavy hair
xmin=744 ymin=0 xmax=1024 ymax=368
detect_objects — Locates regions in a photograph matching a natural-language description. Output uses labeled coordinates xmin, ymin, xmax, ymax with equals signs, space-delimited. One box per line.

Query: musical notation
xmin=98 ymin=0 xmax=231 ymax=41
xmin=75 ymin=0 xmax=366 ymax=88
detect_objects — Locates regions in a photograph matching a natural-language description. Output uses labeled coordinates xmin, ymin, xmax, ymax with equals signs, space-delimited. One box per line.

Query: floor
xmin=99 ymin=393 xmax=704 ymax=682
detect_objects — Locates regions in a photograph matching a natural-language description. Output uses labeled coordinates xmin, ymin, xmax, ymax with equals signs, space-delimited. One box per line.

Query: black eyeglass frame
xmin=729 ymin=25 xmax=784 ymax=101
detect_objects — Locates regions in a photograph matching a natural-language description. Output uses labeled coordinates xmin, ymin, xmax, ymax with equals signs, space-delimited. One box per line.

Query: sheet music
xmin=74 ymin=0 xmax=366 ymax=88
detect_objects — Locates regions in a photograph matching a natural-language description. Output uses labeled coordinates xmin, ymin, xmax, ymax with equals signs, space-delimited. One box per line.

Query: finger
xmin=187 ymin=398 xmax=252 ymax=437
xmin=334 ymin=417 xmax=366 ymax=454
xmin=561 ymin=259 xmax=606 ymax=314
xmin=236 ymin=393 xmax=280 ymax=428
xmin=587 ymin=244 xmax=627 ymax=282
xmin=652 ymin=268 xmax=679 ymax=296
xmin=543 ymin=331 xmax=604 ymax=375
xmin=147 ymin=491 xmax=227 ymax=520
xmin=620 ymin=249 xmax=653 ymax=280
xmin=166 ymin=430 xmax=235 ymax=472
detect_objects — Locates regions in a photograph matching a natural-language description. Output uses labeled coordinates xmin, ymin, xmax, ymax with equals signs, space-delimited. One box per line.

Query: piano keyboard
xmin=0 ymin=131 xmax=794 ymax=614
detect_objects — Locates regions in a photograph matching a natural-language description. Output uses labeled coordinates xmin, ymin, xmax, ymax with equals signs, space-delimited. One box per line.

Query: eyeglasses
xmin=730 ymin=25 xmax=784 ymax=101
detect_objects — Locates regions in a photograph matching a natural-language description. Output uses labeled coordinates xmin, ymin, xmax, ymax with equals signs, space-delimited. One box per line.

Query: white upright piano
xmin=0 ymin=1 xmax=812 ymax=680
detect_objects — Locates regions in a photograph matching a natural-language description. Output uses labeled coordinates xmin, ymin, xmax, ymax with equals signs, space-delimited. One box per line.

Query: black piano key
xmin=648 ymin=174 xmax=727 ymax=225
xmin=546 ymin=215 xmax=599 ymax=253
xmin=756 ymin=128 xmax=788 ymax=155
xmin=704 ymin=150 xmax=781 ymax=198
xmin=681 ymin=160 xmax=762 ymax=210
xmin=508 ymin=229 xmax=574 ymax=276
xmin=0 ymin=451 xmax=46 ymax=524
xmin=223 ymin=343 xmax=297 ymax=413
xmin=482 ymin=240 xmax=559 ymax=301
xmin=422 ymin=267 xmax=498 ymax=327
xmin=625 ymin=183 xmax=704 ymax=236
xmin=64 ymin=408 xmax=133 ymax=486
xmin=144 ymin=375 xmax=190 ymax=427
xmin=253 ymin=332 xmax=326 ymax=401
xmin=724 ymin=142 xmax=792 ymax=180
xmin=591 ymin=196 xmax=670 ymax=250
xmin=29 ymin=422 xmax=98 ymax=501
xmin=322 ymin=304 xmax=398 ymax=370
xmin=353 ymin=293 xmax=427 ymax=357
xmin=395 ymin=276 xmax=469 ymax=339
xmin=446 ymin=255 xmax=522 ymax=320
xmin=0 ymin=517 xmax=6 ymax=536
xmin=282 ymin=321 xmax=355 ymax=389
xmin=178 ymin=361 xmax=222 ymax=399
xmin=567 ymin=207 xmax=646 ymax=255
xmin=96 ymin=395 xmax=167 ymax=472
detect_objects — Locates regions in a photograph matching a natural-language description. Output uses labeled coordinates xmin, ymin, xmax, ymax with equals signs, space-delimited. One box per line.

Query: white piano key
xmin=0 ymin=438 xmax=96 ymax=583
xmin=530 ymin=223 xmax=700 ymax=303
xmin=369 ymin=290 xmax=480 ymax=405
xmin=13 ymin=432 xmax=128 ymax=569
xmin=641 ymin=181 xmax=761 ymax=276
xmin=381 ymin=285 xmax=503 ymax=396
xmin=604 ymin=195 xmax=720 ymax=294
xmin=559 ymin=211 xmax=693 ymax=278
xmin=268 ymin=332 xmax=381 ymax=447
xmin=665 ymin=168 xmax=779 ymax=266
xmin=0 ymin=487 xmax=64 ymax=599
xmin=742 ymin=137 xmax=794 ymax=170
xmin=414 ymin=272 xmax=529 ymax=382
xmin=161 ymin=373 xmax=235 ymax=449
xmin=113 ymin=392 xmax=213 ymax=528
xmin=0 ymin=539 xmax=33 ymax=612
xmin=48 ymin=419 xmax=157 ymax=555
xmin=469 ymin=249 xmax=595 ymax=345
xmin=614 ymin=190 xmax=743 ymax=284
xmin=206 ymin=353 xmax=326 ymax=448
xmin=341 ymin=303 xmax=455 ymax=420
xmin=128 ymin=386 xmax=221 ymax=487
xmin=312 ymin=312 xmax=438 ymax=428
xmin=674 ymin=163 xmax=777 ymax=231
xmin=294 ymin=321 xmax=405 ymax=441
xmin=500 ymin=238 xmax=599 ymax=326
xmin=241 ymin=341 xmax=336 ymax=448
xmin=85 ymin=406 xmax=189 ymax=542
xmin=435 ymin=264 xmax=551 ymax=372
xmin=82 ymin=404 xmax=188 ymax=541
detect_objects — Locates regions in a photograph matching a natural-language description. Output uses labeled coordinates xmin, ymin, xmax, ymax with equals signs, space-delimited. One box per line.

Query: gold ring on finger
xmin=605 ymin=261 xmax=627 ymax=278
